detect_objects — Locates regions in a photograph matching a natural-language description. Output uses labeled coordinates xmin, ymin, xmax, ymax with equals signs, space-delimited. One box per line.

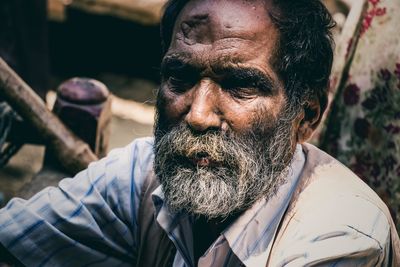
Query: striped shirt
xmin=0 ymin=137 xmax=399 ymax=266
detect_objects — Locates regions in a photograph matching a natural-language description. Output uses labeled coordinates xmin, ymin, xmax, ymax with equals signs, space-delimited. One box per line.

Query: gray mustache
xmin=156 ymin=125 xmax=246 ymax=166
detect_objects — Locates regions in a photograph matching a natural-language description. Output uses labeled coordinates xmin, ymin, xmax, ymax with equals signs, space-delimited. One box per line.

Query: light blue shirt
xmin=0 ymin=138 xmax=398 ymax=266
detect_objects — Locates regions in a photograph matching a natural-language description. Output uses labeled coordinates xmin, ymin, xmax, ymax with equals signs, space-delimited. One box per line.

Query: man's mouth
xmin=188 ymin=152 xmax=221 ymax=167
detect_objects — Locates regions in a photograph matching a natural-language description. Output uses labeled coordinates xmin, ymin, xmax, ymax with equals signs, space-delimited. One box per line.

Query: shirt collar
xmin=152 ymin=144 xmax=305 ymax=266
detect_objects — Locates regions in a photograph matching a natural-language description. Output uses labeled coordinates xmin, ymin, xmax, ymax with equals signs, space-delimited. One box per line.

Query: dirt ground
xmin=0 ymin=74 xmax=156 ymax=205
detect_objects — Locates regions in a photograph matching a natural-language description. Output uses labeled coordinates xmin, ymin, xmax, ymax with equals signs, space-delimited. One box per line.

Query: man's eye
xmin=221 ymin=82 xmax=258 ymax=99
xmin=166 ymin=76 xmax=193 ymax=93
xmin=227 ymin=87 xmax=258 ymax=99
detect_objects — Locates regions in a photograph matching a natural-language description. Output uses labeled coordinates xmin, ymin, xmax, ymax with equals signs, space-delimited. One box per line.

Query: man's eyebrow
xmin=160 ymin=56 xmax=279 ymax=92
xmin=160 ymin=55 xmax=199 ymax=76
xmin=216 ymin=66 xmax=278 ymax=93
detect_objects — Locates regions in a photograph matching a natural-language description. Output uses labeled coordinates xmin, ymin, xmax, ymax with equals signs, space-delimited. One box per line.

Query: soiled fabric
xmin=0 ymin=138 xmax=399 ymax=266
xmin=319 ymin=0 xmax=400 ymax=231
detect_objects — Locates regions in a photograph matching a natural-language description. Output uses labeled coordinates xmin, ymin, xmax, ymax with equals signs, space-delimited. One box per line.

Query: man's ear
xmin=296 ymin=97 xmax=323 ymax=143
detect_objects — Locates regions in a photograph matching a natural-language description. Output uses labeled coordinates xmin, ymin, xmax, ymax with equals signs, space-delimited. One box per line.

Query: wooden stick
xmin=0 ymin=57 xmax=98 ymax=174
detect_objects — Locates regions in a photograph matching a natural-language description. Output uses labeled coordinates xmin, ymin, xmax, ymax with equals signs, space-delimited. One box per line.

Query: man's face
xmin=154 ymin=0 xmax=300 ymax=218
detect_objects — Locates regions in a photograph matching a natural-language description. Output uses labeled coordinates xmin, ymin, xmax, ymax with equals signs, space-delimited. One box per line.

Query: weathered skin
xmin=159 ymin=0 xmax=318 ymax=149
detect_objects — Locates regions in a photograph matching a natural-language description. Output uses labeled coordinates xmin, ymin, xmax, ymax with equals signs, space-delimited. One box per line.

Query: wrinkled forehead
xmin=167 ymin=0 xmax=279 ymax=61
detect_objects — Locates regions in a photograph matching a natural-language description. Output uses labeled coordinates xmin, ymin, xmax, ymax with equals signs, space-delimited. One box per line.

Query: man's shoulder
xmin=88 ymin=137 xmax=157 ymax=195
xmin=117 ymin=136 xmax=154 ymax=157
xmin=269 ymin=143 xmax=397 ymax=266
xmin=292 ymin=143 xmax=392 ymax=227
xmin=104 ymin=136 xmax=155 ymax=172
xmin=298 ymin=142 xmax=389 ymax=212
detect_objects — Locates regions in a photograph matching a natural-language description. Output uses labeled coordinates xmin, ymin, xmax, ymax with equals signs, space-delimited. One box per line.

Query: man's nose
xmin=185 ymin=81 xmax=222 ymax=132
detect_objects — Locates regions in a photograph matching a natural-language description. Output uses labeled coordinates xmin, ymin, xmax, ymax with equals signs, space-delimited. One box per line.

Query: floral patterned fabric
xmin=319 ymin=0 xmax=400 ymax=230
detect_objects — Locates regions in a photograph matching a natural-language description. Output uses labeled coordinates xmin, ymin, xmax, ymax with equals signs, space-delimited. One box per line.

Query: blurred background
xmin=0 ymin=0 xmax=399 ymax=230
xmin=0 ymin=0 xmax=164 ymax=201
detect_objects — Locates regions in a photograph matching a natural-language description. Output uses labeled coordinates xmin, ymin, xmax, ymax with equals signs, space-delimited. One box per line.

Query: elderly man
xmin=1 ymin=0 xmax=399 ymax=266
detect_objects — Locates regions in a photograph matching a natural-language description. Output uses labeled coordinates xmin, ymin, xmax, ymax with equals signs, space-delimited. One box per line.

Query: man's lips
xmin=188 ymin=153 xmax=222 ymax=167
xmin=190 ymin=157 xmax=211 ymax=167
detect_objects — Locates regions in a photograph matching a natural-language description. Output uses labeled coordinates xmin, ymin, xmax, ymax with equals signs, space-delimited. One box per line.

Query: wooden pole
xmin=0 ymin=57 xmax=98 ymax=174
